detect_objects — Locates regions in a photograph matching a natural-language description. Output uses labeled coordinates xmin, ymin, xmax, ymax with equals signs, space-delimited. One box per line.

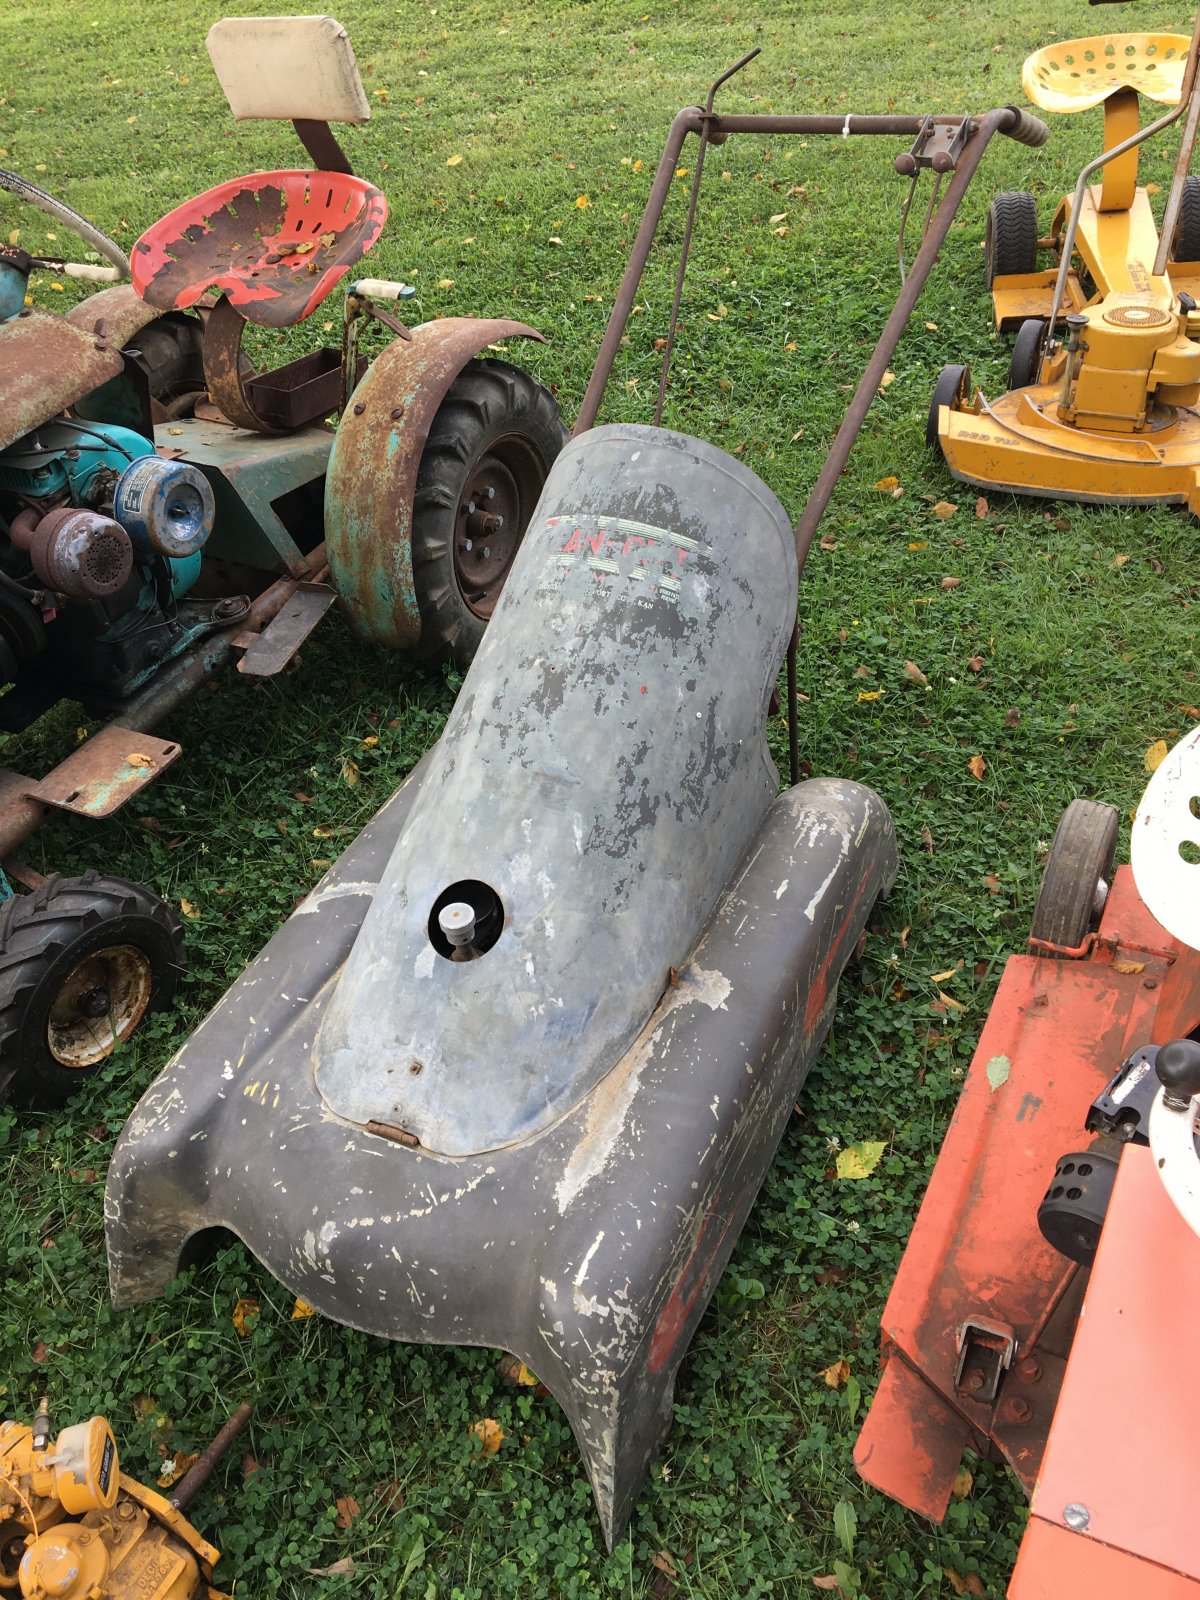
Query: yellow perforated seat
xmin=1022 ymin=33 xmax=1190 ymax=113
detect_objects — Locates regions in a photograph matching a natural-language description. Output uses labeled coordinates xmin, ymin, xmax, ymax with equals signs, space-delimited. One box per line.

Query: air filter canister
xmin=114 ymin=455 xmax=216 ymax=559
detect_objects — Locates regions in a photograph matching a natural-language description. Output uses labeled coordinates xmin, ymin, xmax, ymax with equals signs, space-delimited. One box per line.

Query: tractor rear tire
xmin=0 ymin=872 xmax=186 ymax=1108
xmin=1029 ymin=799 xmax=1120 ymax=954
xmin=985 ymin=191 xmax=1039 ymax=287
xmin=1009 ymin=318 xmax=1046 ymax=390
xmin=926 ymin=363 xmax=969 ymax=451
xmin=411 ymin=358 xmax=567 ymax=668
xmin=1171 ymin=174 xmax=1200 ymax=262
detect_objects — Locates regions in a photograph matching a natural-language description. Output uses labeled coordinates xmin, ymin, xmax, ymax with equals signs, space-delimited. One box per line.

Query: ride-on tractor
xmin=929 ymin=0 xmax=1200 ymax=515
xmin=855 ymin=726 xmax=1200 ymax=1597
xmin=0 ymin=15 xmax=564 ymax=1107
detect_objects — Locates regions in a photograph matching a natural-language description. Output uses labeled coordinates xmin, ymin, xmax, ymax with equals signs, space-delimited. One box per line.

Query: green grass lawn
xmin=2 ymin=1 xmax=1196 ymax=1595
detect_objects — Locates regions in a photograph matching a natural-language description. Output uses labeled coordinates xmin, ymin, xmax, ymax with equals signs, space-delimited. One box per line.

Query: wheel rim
xmin=452 ymin=434 xmax=544 ymax=620
xmin=46 ymin=943 xmax=154 ymax=1068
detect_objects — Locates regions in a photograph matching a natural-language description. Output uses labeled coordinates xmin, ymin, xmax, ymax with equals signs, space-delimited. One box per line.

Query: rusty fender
xmin=324 ymin=317 xmax=545 ymax=649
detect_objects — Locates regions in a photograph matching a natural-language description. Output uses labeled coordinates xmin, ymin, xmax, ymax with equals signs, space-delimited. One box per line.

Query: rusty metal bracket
xmin=954 ymin=1316 xmax=1016 ymax=1406
xmin=324 ymin=317 xmax=545 ymax=650
xmin=202 ymin=293 xmax=278 ymax=434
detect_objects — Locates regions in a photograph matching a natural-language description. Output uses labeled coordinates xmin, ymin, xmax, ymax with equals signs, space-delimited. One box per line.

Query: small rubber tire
xmin=1029 ymin=798 xmax=1120 ymax=953
xmin=1171 ymin=173 xmax=1200 ymax=263
xmin=0 ymin=871 xmax=186 ymax=1108
xmin=129 ymin=312 xmax=207 ymax=420
xmin=926 ymin=363 xmax=969 ymax=451
xmin=1009 ymin=318 xmax=1046 ymax=390
xmin=985 ymin=191 xmax=1039 ymax=287
xmin=411 ymin=358 xmax=567 ymax=667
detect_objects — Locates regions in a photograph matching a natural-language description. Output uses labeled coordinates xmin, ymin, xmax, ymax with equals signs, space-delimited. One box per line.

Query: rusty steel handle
xmin=170 ymin=1403 xmax=253 ymax=1511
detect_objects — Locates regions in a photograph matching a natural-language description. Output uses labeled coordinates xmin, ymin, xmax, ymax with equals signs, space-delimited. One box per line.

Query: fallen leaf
xmin=941 ymin=575 xmax=963 ymax=589
xmin=158 ymin=1450 xmax=198 ymax=1489
xmin=921 ymin=824 xmax=934 ymax=854
xmin=1112 ymin=552 xmax=1130 ymax=568
xmin=437 ymin=277 xmax=455 ymax=288
xmin=944 ymin=1573 xmax=986 ymax=1598
xmin=936 ymin=988 xmax=965 ymax=1012
xmin=930 ymin=966 xmax=959 ymax=983
xmin=341 ymin=756 xmax=360 ymax=787
xmin=1113 ymin=959 xmax=1146 ymax=975
xmin=375 ymin=1480 xmax=406 ymax=1510
xmin=879 ymin=369 xmax=896 ymax=389
xmin=241 ymin=1453 xmax=260 ymax=1477
xmin=836 ymin=1140 xmax=885 ymax=1180
xmin=361 ymin=735 xmax=379 ymax=748
xmin=320 ymin=231 xmax=337 ymax=247
xmin=469 ymin=1417 xmax=505 ymax=1456
xmin=820 ymin=534 xmax=838 ymax=552
xmin=968 ymin=654 xmax=984 ymax=672
xmin=820 ymin=1358 xmax=850 ymax=1388
xmin=856 ymin=689 xmax=885 ymax=702
xmin=986 ymin=1054 xmax=1011 ymax=1092
xmin=812 ymin=1580 xmax=840 ymax=1593
xmin=1145 ymin=738 xmax=1169 ymax=773
xmin=652 ymin=1552 xmax=679 ymax=1578
xmin=291 ymin=1298 xmax=316 ymax=1320
xmin=1004 ymin=708 xmax=1020 ymax=728
xmin=575 ymin=193 xmax=589 ymax=208
xmin=769 ymin=211 xmax=788 ymax=224
xmin=335 ymin=1496 xmax=361 ymax=1529
xmin=446 ymin=153 xmax=463 ymax=166
xmin=967 ymin=754 xmax=986 ymax=781
xmin=874 ymin=475 xmax=900 ymax=493
xmin=974 ymin=496 xmax=988 ymax=519
xmin=908 ymin=539 xmax=928 ymax=551
xmin=31 ymin=1341 xmax=48 ymax=1363
xmin=497 ymin=1354 xmax=540 ymax=1387
xmin=127 ymin=751 xmax=155 ymax=769
xmin=308 ymin=1559 xmax=356 ymax=1578
xmin=179 ymin=899 xmax=200 ymax=920
xmin=903 ymin=660 xmax=928 ymax=687
xmin=293 ymin=240 xmax=315 ymax=255
xmin=231 ymin=1296 xmax=260 ymax=1337
xmin=932 ymin=500 xmax=958 ymax=519
xmin=924 ymin=320 xmax=938 ymax=331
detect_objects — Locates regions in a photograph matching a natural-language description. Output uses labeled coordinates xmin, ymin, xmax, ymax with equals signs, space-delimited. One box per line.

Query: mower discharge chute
xmin=931 ymin=8 xmax=1200 ymax=514
xmin=0 ymin=15 xmax=564 ymax=1107
xmin=106 ymin=422 xmax=898 ymax=1546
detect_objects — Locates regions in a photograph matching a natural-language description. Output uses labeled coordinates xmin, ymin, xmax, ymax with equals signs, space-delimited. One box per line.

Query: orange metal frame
xmin=854 ymin=866 xmax=1200 ymax=1594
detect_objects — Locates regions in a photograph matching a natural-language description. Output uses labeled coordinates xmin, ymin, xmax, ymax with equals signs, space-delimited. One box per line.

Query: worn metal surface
xmin=106 ymin=766 xmax=895 ymax=1547
xmin=0 ymin=309 xmax=124 ymax=452
xmin=318 ymin=424 xmax=796 ymax=1152
xmin=133 ymin=170 xmax=387 ymax=328
xmin=63 ymin=283 xmax=161 ymax=347
xmin=106 ymin=425 xmax=896 ymax=1546
xmin=324 ymin=316 xmax=545 ymax=649
xmin=854 ymin=866 xmax=1200 ymax=1522
xmin=238 ymin=582 xmax=335 ymax=676
xmin=30 ymin=727 xmax=181 ymax=818
xmin=160 ymin=415 xmax=332 ymax=575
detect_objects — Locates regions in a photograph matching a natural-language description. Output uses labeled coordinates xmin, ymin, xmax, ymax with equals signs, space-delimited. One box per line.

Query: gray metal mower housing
xmin=105 ymin=424 xmax=897 ymax=1546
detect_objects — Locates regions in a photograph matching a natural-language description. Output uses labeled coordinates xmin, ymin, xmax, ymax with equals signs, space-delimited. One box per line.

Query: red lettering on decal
xmin=561 ymin=528 xmax=583 ymax=555
xmin=621 ymin=535 xmax=646 ymax=556
xmin=586 ymin=531 xmax=606 ymax=556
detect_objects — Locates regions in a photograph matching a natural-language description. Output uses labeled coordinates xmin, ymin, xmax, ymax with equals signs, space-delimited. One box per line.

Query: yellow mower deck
xmin=939 ymin=381 xmax=1200 ymax=512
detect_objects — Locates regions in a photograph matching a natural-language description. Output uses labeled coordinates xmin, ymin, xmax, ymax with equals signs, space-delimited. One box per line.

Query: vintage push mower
xmin=930 ymin=0 xmax=1200 ymax=514
xmin=0 ymin=1398 xmax=251 ymax=1599
xmin=0 ymin=16 xmax=564 ymax=1108
xmin=854 ymin=727 xmax=1200 ymax=1597
xmin=104 ymin=58 xmax=1055 ymax=1548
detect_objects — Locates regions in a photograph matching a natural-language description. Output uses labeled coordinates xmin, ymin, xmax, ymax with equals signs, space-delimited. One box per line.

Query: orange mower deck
xmin=854 ymin=866 xmax=1200 ymax=1595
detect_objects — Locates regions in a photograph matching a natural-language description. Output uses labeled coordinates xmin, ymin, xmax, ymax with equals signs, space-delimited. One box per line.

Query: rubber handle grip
xmin=1002 ymin=105 xmax=1050 ymax=147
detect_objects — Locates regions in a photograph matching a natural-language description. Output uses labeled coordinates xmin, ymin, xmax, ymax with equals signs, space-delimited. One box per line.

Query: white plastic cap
xmin=438 ymin=902 xmax=477 ymax=947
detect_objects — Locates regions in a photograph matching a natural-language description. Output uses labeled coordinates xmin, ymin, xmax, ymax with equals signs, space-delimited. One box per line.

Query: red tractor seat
xmin=132 ymin=169 xmax=387 ymax=328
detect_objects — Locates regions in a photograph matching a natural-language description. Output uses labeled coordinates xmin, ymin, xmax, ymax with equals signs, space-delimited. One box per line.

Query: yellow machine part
xmin=0 ymin=1418 xmax=229 ymax=1600
xmin=1021 ymin=33 xmax=1190 ymax=113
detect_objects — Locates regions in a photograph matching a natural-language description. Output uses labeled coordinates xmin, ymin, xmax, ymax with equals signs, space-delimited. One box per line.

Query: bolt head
xmin=1063 ymin=1502 xmax=1090 ymax=1532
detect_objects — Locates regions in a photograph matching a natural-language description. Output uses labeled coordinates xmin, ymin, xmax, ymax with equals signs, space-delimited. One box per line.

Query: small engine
xmin=0 ymin=418 xmax=216 ymax=728
xmin=0 ymin=1404 xmax=230 ymax=1600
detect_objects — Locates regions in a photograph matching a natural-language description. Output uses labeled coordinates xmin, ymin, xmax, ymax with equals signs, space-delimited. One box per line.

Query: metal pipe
xmin=792 ymin=107 xmax=1015 ymax=571
xmin=170 ymin=1403 xmax=254 ymax=1511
